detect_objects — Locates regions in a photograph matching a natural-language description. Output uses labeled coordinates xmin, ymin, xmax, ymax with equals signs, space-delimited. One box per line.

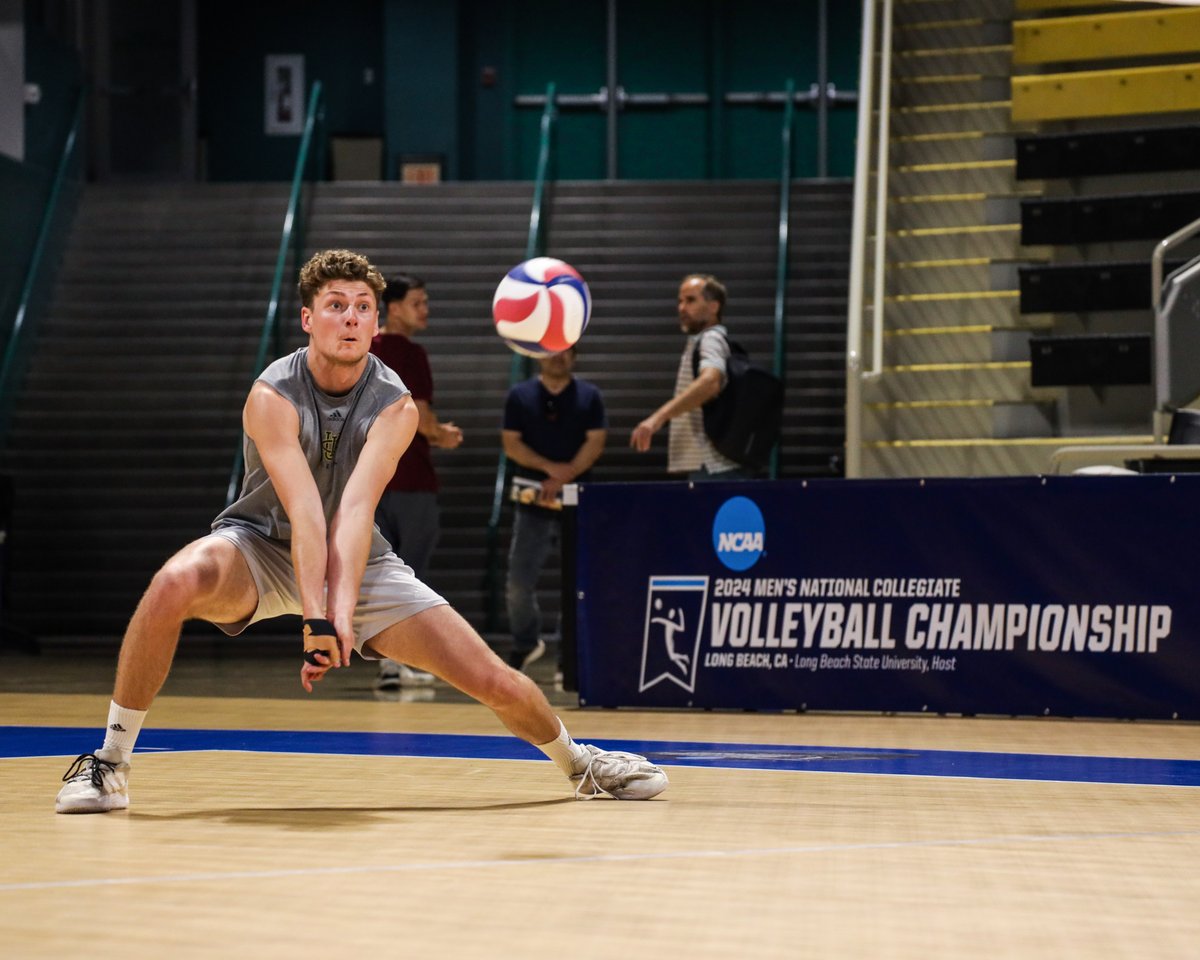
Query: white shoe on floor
xmin=56 ymin=750 xmax=130 ymax=814
xmin=571 ymin=744 xmax=668 ymax=800
xmin=376 ymin=660 xmax=435 ymax=690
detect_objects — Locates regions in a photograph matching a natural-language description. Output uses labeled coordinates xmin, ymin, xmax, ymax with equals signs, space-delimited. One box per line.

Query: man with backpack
xmin=630 ymin=273 xmax=776 ymax=479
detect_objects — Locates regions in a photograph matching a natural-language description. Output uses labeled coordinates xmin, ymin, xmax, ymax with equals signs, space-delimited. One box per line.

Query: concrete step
xmin=860 ymin=438 xmax=1058 ymax=477
xmin=895 ymin=0 xmax=1017 ymax=26
xmin=888 ymin=193 xmax=1027 ymax=229
xmin=885 ymin=222 xmax=1042 ymax=259
xmin=862 ymin=360 xmax=1051 ymax=403
xmin=890 ymin=158 xmax=1023 ymax=196
xmin=890 ymin=130 xmax=1017 ymax=166
xmin=882 ymin=289 xmax=1023 ymax=329
xmin=889 ymin=100 xmax=1017 ymax=136
xmin=883 ymin=324 xmax=1039 ymax=365
xmin=891 ymin=44 xmax=1014 ymax=79
xmin=893 ymin=74 xmax=1013 ymax=108
xmin=893 ymin=18 xmax=1012 ymax=50
xmin=862 ymin=398 xmax=1055 ymax=440
xmin=888 ymin=258 xmax=1020 ymax=294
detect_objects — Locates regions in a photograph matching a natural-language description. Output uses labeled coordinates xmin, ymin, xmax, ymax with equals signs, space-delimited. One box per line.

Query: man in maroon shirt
xmin=370 ymin=275 xmax=463 ymax=689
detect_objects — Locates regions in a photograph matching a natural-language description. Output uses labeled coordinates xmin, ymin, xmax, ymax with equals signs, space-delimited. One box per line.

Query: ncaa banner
xmin=573 ymin=476 xmax=1200 ymax=719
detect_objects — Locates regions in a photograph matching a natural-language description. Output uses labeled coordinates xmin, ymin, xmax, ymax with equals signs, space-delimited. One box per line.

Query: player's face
xmin=677 ymin=279 xmax=718 ymax=333
xmin=389 ymin=287 xmax=430 ymax=336
xmin=301 ymin=280 xmax=379 ymax=364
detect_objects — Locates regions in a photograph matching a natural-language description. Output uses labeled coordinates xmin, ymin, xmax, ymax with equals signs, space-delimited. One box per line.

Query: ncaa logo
xmin=712 ymin=496 xmax=765 ymax=571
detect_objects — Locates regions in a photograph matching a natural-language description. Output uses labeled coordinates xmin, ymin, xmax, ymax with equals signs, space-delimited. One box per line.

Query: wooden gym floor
xmin=1 ymin=640 xmax=1198 ymax=959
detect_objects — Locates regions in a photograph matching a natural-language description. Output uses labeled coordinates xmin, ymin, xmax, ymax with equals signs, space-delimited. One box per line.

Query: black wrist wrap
xmin=302 ymin=619 xmax=338 ymax=666
xmin=303 ymin=618 xmax=337 ymax=640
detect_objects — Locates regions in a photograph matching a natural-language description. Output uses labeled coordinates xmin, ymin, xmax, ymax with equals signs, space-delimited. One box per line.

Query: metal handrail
xmin=1152 ymin=214 xmax=1200 ymax=439
xmin=482 ymin=81 xmax=557 ymax=631
xmin=769 ymin=79 xmax=796 ymax=480
xmin=844 ymin=0 xmax=890 ymax=478
xmin=870 ymin=0 xmax=895 ymax=378
xmin=225 ymin=81 xmax=326 ymax=506
xmin=0 ymin=88 xmax=85 ymax=439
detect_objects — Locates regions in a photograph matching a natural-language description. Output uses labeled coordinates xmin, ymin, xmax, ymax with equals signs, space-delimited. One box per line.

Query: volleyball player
xmin=55 ymin=249 xmax=667 ymax=813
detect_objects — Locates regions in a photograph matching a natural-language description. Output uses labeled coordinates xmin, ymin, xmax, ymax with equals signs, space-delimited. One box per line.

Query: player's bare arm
xmin=325 ymin=395 xmax=420 ymax=634
xmin=244 ymin=382 xmax=337 ymax=686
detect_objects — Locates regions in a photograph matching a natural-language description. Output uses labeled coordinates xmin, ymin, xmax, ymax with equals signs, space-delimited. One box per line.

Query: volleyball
xmin=491 ymin=257 xmax=591 ymax=357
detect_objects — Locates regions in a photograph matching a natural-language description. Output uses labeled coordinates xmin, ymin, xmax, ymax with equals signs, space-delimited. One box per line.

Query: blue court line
xmin=4 ymin=725 xmax=1198 ymax=787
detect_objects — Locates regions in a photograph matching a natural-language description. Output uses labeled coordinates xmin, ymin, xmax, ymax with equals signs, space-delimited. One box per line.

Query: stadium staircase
xmin=1 ymin=179 xmax=850 ymax=640
xmin=857 ymin=0 xmax=1200 ymax=477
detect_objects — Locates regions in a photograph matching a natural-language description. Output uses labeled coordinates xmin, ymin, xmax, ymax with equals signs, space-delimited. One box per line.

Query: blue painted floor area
xmin=4 ymin=725 xmax=1198 ymax=787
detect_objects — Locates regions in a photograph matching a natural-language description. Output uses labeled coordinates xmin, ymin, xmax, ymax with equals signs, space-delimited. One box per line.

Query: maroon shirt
xmin=369 ymin=332 xmax=438 ymax=493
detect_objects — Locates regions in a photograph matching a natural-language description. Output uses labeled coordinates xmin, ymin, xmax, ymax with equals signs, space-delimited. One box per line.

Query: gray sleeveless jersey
xmin=212 ymin=347 xmax=410 ymax=558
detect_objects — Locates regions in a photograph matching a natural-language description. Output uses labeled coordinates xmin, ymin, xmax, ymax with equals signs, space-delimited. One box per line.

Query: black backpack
xmin=691 ymin=328 xmax=784 ymax=470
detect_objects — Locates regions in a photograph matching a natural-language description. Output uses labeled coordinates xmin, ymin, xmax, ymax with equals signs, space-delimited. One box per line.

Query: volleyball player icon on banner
xmin=639 ymin=576 xmax=709 ymax=694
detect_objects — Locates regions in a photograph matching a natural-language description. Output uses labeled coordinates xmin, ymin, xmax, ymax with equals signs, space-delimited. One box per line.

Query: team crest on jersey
xmin=639 ymin=575 xmax=709 ymax=694
xmin=322 ymin=430 xmax=338 ymax=462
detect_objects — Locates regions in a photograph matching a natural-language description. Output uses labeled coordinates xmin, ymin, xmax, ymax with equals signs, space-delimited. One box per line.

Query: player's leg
xmin=371 ymin=604 xmax=557 ymax=740
xmin=366 ymin=606 xmax=667 ymax=800
xmin=113 ymin=535 xmax=259 ymax=709
xmin=56 ymin=536 xmax=258 ymax=814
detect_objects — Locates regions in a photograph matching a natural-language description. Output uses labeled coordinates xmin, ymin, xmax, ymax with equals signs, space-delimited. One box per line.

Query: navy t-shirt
xmin=503 ymin=376 xmax=607 ymax=481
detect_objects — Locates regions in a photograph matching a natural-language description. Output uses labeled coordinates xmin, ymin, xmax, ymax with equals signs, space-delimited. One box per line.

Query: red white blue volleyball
xmin=492 ymin=257 xmax=591 ymax=357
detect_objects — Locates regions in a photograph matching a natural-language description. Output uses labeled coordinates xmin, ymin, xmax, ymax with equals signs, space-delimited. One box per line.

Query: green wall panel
xmin=189 ymin=0 xmax=859 ymax=182
xmin=198 ymin=0 xmax=383 ymax=181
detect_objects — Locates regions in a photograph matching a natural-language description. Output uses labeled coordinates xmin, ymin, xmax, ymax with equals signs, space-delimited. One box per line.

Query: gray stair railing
xmin=769 ymin=79 xmax=796 ymax=479
xmin=1153 ymin=214 xmax=1200 ymax=439
xmin=845 ymin=0 xmax=893 ymax=478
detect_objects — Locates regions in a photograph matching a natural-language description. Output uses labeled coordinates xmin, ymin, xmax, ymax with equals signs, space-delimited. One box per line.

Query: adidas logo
xmin=109 ymin=723 xmax=126 ymax=732
xmin=328 ymin=411 xmax=344 ymax=420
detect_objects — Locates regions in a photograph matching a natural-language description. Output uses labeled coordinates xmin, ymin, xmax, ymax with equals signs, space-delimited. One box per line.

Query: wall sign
xmin=265 ymin=54 xmax=304 ymax=136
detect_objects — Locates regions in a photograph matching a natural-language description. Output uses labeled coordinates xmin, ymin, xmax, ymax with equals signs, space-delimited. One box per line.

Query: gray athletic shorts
xmin=208 ymin=525 xmax=448 ymax=659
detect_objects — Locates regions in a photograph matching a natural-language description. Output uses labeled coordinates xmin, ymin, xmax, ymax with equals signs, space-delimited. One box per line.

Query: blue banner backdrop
xmin=574 ymin=476 xmax=1199 ymax=719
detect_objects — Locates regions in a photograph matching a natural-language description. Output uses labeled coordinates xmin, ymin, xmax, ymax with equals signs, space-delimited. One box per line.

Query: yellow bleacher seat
xmin=1015 ymin=7 xmax=1200 ymax=64
xmin=1012 ymin=61 xmax=1200 ymax=121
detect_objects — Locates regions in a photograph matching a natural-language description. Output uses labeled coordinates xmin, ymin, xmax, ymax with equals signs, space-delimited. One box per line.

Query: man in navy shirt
xmin=501 ymin=346 xmax=606 ymax=674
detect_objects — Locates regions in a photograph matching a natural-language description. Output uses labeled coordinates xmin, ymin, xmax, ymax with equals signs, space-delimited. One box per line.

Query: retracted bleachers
xmin=1008 ymin=0 xmax=1200 ymax=448
xmin=1021 ymin=191 xmax=1200 ymax=246
xmin=1020 ymin=258 xmax=1185 ymax=314
xmin=1015 ymin=125 xmax=1200 ymax=180
xmin=857 ymin=0 xmax=1058 ymax=478
xmin=855 ymin=0 xmax=1200 ymax=478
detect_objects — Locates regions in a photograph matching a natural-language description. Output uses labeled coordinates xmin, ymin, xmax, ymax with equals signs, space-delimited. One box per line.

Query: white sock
xmin=100 ymin=701 xmax=146 ymax=763
xmin=535 ymin=718 xmax=589 ymax=776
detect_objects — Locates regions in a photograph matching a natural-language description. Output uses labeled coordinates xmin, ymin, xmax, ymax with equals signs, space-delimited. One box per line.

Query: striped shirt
xmin=667 ymin=325 xmax=740 ymax=475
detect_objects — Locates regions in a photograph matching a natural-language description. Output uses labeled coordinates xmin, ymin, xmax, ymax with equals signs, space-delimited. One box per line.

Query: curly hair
xmin=297 ymin=249 xmax=386 ymax=308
